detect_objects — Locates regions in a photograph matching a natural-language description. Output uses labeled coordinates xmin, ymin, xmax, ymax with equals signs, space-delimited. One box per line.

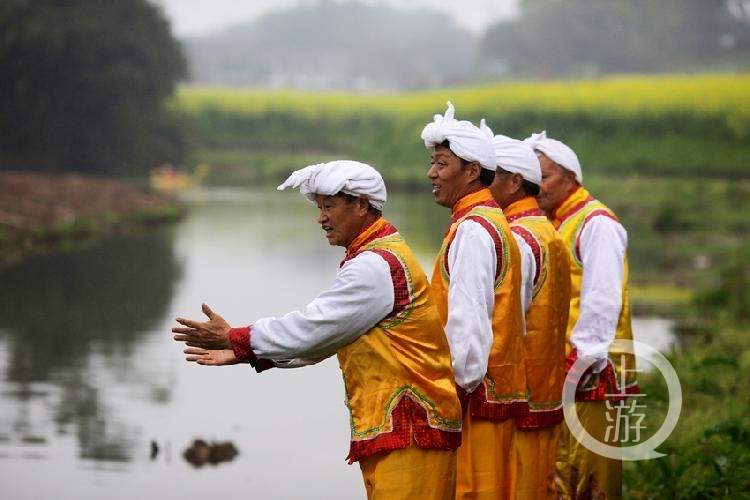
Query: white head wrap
xmin=277 ymin=160 xmax=387 ymax=210
xmin=479 ymin=120 xmax=541 ymax=185
xmin=524 ymin=130 xmax=583 ymax=183
xmin=420 ymin=101 xmax=497 ymax=171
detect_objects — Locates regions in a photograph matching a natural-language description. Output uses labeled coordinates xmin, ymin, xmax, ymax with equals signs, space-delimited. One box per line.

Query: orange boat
xmin=150 ymin=163 xmax=210 ymax=193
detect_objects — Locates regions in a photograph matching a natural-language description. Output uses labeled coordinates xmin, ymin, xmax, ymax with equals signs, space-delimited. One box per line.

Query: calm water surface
xmin=0 ymin=187 xmax=675 ymax=499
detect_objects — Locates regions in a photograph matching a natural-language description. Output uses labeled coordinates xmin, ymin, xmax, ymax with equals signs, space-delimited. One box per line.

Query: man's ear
xmin=564 ymin=168 xmax=578 ymax=186
xmin=358 ymin=196 xmax=370 ymax=214
xmin=511 ymin=172 xmax=525 ymax=189
xmin=466 ymin=161 xmax=481 ymax=181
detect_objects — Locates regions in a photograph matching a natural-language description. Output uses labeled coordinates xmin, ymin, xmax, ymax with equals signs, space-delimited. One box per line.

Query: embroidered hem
xmin=516 ymin=407 xmax=564 ymax=429
xmin=469 ymin=383 xmax=530 ymax=421
xmin=346 ymin=397 xmax=461 ymax=463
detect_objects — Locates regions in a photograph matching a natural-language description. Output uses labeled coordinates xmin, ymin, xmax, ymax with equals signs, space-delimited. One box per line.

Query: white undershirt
xmin=443 ymin=220 xmax=497 ymax=392
xmin=571 ymin=215 xmax=628 ymax=371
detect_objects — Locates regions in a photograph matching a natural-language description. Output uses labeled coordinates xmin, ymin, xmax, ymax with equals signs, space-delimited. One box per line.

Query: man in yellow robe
xmin=421 ymin=103 xmax=528 ymax=499
xmin=172 ymin=160 xmax=463 ymax=500
xmin=485 ymin=128 xmax=571 ymax=499
xmin=526 ymin=131 xmax=639 ymax=500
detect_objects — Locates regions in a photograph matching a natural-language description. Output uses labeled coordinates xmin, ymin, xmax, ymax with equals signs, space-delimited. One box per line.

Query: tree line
xmin=0 ymin=0 xmax=188 ymax=175
xmin=1 ymin=0 xmax=748 ymax=175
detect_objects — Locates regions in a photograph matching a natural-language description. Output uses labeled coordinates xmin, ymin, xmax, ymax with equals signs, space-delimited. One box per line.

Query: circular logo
xmin=562 ymin=339 xmax=682 ymax=461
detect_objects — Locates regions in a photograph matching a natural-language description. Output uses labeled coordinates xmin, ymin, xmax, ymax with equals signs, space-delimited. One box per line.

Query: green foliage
xmin=0 ymin=0 xmax=189 ymax=175
xmin=176 ymin=74 xmax=750 ymax=179
xmin=585 ymin=175 xmax=750 ymax=289
xmin=625 ymin=248 xmax=750 ymax=497
xmin=193 ymin=148 xmax=338 ymax=186
xmin=691 ymin=243 xmax=750 ymax=325
xmin=624 ymin=324 xmax=750 ymax=498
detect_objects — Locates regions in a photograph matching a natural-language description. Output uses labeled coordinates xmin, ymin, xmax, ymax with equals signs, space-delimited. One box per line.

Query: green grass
xmin=193 ymin=147 xmax=338 ymax=186
xmin=624 ymin=323 xmax=750 ymax=498
xmin=630 ymin=284 xmax=693 ymax=304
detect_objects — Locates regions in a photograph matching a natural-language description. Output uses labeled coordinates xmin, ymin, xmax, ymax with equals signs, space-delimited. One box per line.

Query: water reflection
xmin=631 ymin=317 xmax=678 ymax=373
xmin=0 ymin=230 xmax=182 ymax=462
xmin=181 ymin=438 xmax=238 ymax=468
xmin=0 ymin=188 xmax=367 ymax=499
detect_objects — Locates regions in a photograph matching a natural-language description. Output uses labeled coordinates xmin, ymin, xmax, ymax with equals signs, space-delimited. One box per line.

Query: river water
xmin=0 ymin=187 xmax=675 ymax=499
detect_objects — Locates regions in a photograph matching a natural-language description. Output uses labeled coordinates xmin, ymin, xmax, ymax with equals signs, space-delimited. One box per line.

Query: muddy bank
xmin=0 ymin=171 xmax=183 ymax=262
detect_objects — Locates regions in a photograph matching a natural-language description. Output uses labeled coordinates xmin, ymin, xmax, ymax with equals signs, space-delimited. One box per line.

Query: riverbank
xmin=0 ymin=171 xmax=184 ymax=263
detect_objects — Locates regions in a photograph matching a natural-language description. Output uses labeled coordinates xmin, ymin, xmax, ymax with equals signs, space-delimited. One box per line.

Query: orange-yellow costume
xmin=549 ymin=185 xmax=639 ymax=499
xmin=338 ymin=219 xmax=463 ymax=464
xmin=430 ymin=188 xmax=528 ymax=499
xmin=232 ymin=217 xmax=462 ymax=500
xmin=505 ymin=195 xmax=571 ymax=499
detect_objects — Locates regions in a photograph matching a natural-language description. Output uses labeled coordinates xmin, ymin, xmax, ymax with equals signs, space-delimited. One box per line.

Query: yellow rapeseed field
xmin=176 ymin=73 xmax=750 ymax=137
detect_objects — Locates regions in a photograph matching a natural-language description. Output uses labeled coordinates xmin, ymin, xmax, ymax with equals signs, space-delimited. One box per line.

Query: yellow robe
xmin=506 ymin=196 xmax=571 ymax=499
xmin=430 ymin=189 xmax=527 ymax=499
xmin=337 ymin=217 xmax=463 ymax=464
xmin=550 ymin=186 xmax=639 ymax=500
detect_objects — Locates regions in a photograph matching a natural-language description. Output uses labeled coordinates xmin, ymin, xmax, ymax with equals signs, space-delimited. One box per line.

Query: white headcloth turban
xmin=277 ymin=160 xmax=387 ymax=210
xmin=479 ymin=120 xmax=541 ymax=185
xmin=524 ymin=130 xmax=583 ymax=183
xmin=420 ymin=101 xmax=497 ymax=171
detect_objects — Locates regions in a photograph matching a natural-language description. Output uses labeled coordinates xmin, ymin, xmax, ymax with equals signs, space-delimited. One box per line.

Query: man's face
xmin=488 ymin=168 xmax=518 ymax=209
xmin=537 ymin=154 xmax=577 ymax=212
xmin=427 ymin=145 xmax=475 ymax=208
xmin=315 ymin=194 xmax=368 ymax=248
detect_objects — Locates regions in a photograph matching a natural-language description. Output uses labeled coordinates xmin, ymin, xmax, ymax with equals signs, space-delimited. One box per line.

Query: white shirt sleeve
xmin=570 ymin=215 xmax=627 ymax=368
xmin=512 ymin=232 xmax=535 ymax=318
xmin=250 ymin=251 xmax=395 ymax=361
xmin=444 ymin=220 xmax=497 ymax=392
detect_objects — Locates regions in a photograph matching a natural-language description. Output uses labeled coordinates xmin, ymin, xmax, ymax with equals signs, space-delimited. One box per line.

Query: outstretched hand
xmin=184 ymin=347 xmax=238 ymax=366
xmin=173 ymin=303 xmax=232 ymax=350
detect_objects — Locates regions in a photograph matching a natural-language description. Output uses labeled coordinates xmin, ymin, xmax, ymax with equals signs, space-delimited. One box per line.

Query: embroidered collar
xmin=344 ymin=217 xmax=398 ymax=262
xmin=550 ymin=185 xmax=593 ymax=227
xmin=504 ymin=196 xmax=543 ymax=223
xmin=451 ymin=188 xmax=499 ymax=223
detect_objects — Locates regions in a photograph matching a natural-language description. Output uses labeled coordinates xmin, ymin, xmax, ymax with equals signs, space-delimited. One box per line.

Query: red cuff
xmin=229 ymin=326 xmax=275 ymax=372
xmin=565 ymin=348 xmax=589 ymax=384
xmin=565 ymin=348 xmax=600 ymax=395
xmin=229 ymin=326 xmax=254 ymax=363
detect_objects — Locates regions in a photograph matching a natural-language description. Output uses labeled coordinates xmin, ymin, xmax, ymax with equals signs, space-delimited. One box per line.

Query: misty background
xmin=174 ymin=0 xmax=750 ymax=91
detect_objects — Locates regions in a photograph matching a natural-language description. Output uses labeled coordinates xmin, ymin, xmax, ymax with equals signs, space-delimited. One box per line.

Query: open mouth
xmin=431 ymin=184 xmax=440 ymax=195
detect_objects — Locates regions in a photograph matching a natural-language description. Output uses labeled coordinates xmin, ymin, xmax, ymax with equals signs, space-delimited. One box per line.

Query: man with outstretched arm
xmin=173 ymin=160 xmax=462 ymax=500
